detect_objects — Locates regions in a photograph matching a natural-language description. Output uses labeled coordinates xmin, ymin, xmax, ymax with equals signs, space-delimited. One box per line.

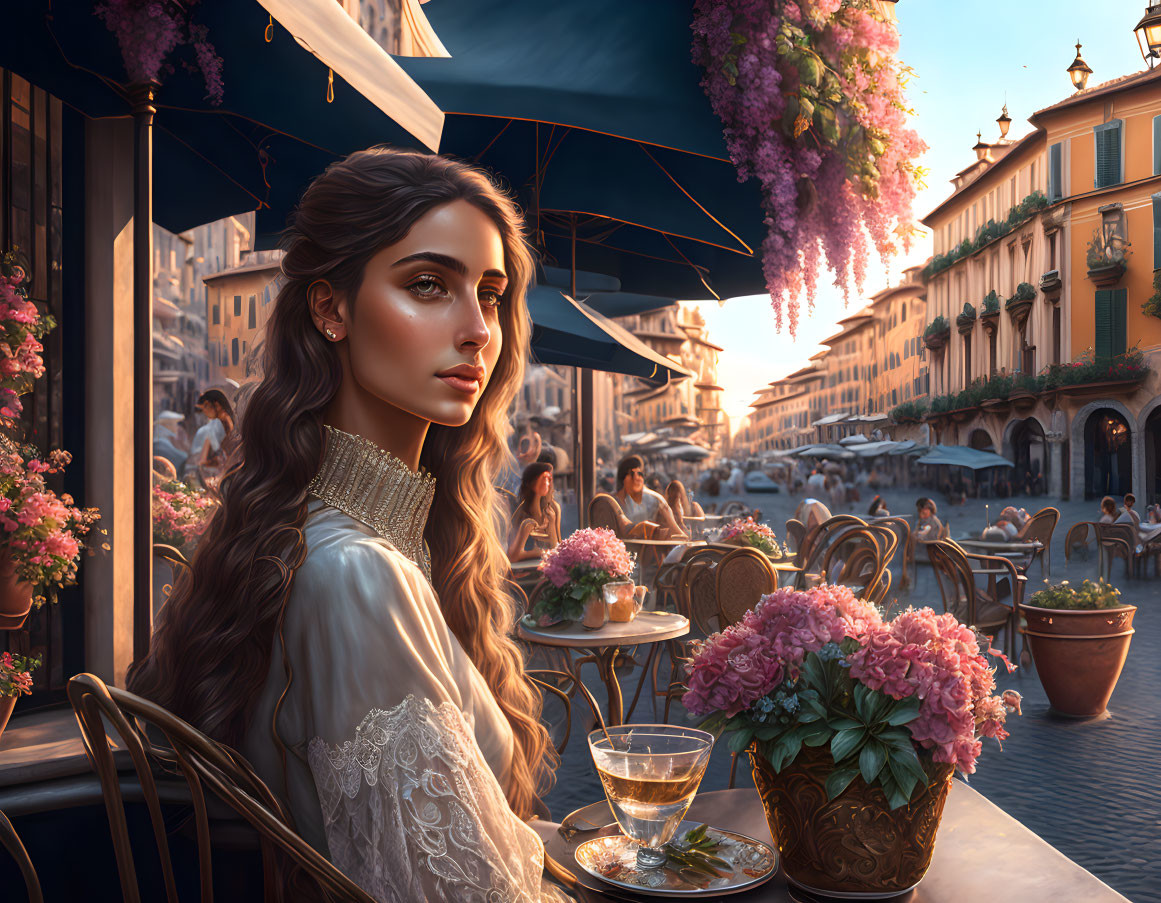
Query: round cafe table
xmin=518 ymin=612 xmax=688 ymax=727
xmin=542 ymin=786 xmax=1130 ymax=902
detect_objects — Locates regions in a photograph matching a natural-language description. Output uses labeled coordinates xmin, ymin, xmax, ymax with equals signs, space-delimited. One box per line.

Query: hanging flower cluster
xmin=94 ymin=0 xmax=225 ymax=104
xmin=1 ymin=651 xmax=41 ymax=698
xmin=0 ymin=250 xmax=54 ymax=423
xmin=692 ymin=0 xmax=926 ymax=334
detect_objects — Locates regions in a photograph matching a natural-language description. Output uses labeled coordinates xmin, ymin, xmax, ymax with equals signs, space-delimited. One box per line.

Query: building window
xmin=1047 ymin=142 xmax=1064 ymax=201
xmin=1094 ymin=119 xmax=1124 ymax=189
xmin=1094 ymin=289 xmax=1127 ymax=359
xmin=232 ymin=337 xmax=240 ymax=365
xmin=1153 ymin=194 xmax=1161 ymax=269
xmin=234 ymin=294 xmax=242 ymax=317
xmin=248 ymin=294 xmax=256 ymax=329
xmin=212 ymin=303 xmax=220 ymax=325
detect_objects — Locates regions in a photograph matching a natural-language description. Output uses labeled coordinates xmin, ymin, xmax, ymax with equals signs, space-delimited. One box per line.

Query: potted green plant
xmin=1023 ymin=578 xmax=1135 ymax=718
xmin=1085 ymin=229 xmax=1130 ymax=287
xmin=923 ymin=316 xmax=950 ymax=351
xmin=0 ymin=650 xmax=39 ymax=743
xmin=686 ymin=585 xmax=1018 ymax=898
xmin=955 ymin=302 xmax=976 ymax=334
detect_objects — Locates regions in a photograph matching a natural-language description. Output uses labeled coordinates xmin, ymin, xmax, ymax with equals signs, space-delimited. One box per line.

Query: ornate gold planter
xmin=749 ymin=743 xmax=954 ymax=898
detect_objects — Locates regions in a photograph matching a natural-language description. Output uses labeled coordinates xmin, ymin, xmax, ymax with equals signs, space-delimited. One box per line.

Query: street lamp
xmin=1135 ymin=4 xmax=1161 ymax=67
xmin=973 ymin=131 xmax=989 ymax=162
xmin=1067 ymin=41 xmax=1092 ymax=91
xmin=996 ymin=104 xmax=1012 ymax=140
xmin=869 ymin=0 xmax=898 ymax=24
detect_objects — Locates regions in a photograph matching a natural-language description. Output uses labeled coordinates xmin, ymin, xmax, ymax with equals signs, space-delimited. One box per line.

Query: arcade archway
xmin=1008 ymin=418 xmax=1047 ymax=496
xmin=1083 ymin=408 xmax=1132 ymax=498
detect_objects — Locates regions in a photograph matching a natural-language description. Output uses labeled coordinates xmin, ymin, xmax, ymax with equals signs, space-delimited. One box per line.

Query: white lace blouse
xmin=242 ymin=427 xmax=569 ymax=902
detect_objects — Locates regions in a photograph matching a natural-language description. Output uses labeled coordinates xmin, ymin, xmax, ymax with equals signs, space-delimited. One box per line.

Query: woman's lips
xmin=438 ymin=374 xmax=481 ymax=394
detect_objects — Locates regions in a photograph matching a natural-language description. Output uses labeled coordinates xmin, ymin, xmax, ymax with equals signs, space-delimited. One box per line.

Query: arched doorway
xmin=1084 ymin=408 xmax=1132 ymax=498
xmin=968 ymin=429 xmax=994 ymax=452
xmin=1146 ymin=407 xmax=1161 ymax=505
xmin=1010 ymin=418 xmax=1047 ymax=495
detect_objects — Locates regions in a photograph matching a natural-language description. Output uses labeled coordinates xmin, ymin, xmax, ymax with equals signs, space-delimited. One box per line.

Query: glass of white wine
xmin=588 ymin=725 xmax=714 ymax=869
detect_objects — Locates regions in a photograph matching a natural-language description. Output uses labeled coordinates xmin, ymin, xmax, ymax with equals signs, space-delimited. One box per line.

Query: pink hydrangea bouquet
xmin=153 ymin=479 xmax=218 ymax=551
xmin=533 ymin=527 xmax=635 ymax=624
xmin=0 ymin=651 xmax=40 ymax=699
xmin=0 ymin=443 xmax=102 ymax=607
xmin=0 ymin=249 xmax=55 ymax=423
xmin=720 ymin=516 xmax=784 ymax=559
xmin=685 ymin=585 xmax=1017 ymax=809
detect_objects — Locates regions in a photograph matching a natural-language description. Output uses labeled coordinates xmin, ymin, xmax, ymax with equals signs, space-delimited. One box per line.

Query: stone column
xmin=1045 ymin=431 xmax=1066 ymax=500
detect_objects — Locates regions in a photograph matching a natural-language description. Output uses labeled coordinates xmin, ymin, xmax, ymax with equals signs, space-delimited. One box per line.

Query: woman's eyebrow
xmin=391 ymin=250 xmax=506 ymax=281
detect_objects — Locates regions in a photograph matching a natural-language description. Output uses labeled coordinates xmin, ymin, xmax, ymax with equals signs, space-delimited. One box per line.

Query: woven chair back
xmin=67 ymin=673 xmax=378 ymax=903
xmin=927 ymin=540 xmax=978 ymax=624
xmin=587 ymin=493 xmax=624 ymax=535
xmin=796 ymin=514 xmax=869 ymax=586
xmin=678 ymin=546 xmax=728 ymax=637
xmin=716 ymin=547 xmax=778 ymax=628
xmin=1064 ymin=521 xmax=1094 ymax=561
xmin=784 ymin=519 xmax=806 ymax=554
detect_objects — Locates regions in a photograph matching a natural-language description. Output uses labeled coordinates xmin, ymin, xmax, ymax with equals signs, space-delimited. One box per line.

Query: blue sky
xmin=700 ymin=0 xmax=1151 ymax=430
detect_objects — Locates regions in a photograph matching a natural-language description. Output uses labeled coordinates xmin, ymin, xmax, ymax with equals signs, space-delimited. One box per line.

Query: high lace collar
xmin=308 ymin=425 xmax=436 ymax=579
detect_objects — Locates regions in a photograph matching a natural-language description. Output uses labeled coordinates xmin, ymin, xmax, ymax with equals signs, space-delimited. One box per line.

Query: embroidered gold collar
xmin=308 ymin=425 xmax=436 ymax=579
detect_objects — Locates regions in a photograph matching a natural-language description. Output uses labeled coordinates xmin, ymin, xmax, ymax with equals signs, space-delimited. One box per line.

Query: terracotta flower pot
xmin=0 ymin=556 xmax=33 ymax=631
xmin=0 ymin=695 xmax=15 ymax=744
xmin=749 ymin=743 xmax=955 ymax=898
xmin=1023 ymin=604 xmax=1136 ymax=717
xmin=581 ymin=593 xmax=608 ymax=630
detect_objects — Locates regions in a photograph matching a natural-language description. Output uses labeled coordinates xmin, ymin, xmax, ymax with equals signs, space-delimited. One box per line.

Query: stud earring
xmin=325 ymin=327 xmax=337 ymax=340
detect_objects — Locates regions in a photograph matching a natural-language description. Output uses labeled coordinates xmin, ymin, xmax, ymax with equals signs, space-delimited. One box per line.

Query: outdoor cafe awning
xmin=917 ymin=446 xmax=1015 ymax=470
xmin=526 ymin=287 xmax=694 ymax=386
xmin=812 ymin=413 xmax=850 ymax=427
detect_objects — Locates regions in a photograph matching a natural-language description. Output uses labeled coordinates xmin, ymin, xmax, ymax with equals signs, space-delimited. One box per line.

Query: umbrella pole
xmin=131 ymin=82 xmax=157 ymax=663
xmin=567 ymin=216 xmax=596 ymax=527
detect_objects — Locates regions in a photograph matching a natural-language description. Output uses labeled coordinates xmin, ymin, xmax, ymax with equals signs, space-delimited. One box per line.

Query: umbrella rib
xmin=661 ymin=233 xmax=721 ymax=301
xmin=539 ymin=207 xmax=750 ymax=256
xmin=153 ymin=122 xmax=267 ymax=207
xmin=635 ymin=142 xmax=753 ymax=256
xmin=472 ymin=117 xmax=517 ymax=162
xmin=540 ymin=226 xmax=711 ymax=274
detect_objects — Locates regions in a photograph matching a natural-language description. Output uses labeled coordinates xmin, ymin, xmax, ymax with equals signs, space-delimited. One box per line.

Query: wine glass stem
xmin=636 ymin=847 xmax=668 ymax=869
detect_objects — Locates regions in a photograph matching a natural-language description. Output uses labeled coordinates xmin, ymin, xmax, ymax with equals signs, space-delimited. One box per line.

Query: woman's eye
xmin=480 ymin=289 xmax=503 ymax=309
xmin=409 ymin=275 xmax=445 ymax=298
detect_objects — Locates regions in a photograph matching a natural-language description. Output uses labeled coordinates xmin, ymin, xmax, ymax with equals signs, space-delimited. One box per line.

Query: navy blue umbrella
xmin=537 ymin=268 xmax=675 ymax=319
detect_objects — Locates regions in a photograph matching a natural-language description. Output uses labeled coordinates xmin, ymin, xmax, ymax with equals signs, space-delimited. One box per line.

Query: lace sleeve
xmin=307 ymin=695 xmax=571 ymax=903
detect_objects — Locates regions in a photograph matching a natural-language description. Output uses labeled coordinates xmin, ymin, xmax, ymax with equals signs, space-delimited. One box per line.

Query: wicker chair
xmin=1015 ymin=507 xmax=1059 ymax=579
xmin=793 ymin=514 xmax=869 ymax=589
xmin=587 ymin=493 xmax=626 ymax=533
xmin=783 ymin=518 xmax=806 ymax=555
xmin=1094 ymin=522 xmax=1139 ymax=580
xmin=716 ymin=547 xmax=778 ymax=628
xmin=1064 ymin=521 xmax=1094 ymax=563
xmin=0 ymin=808 xmax=42 ymax=903
xmin=67 ymin=673 xmax=380 ymax=903
xmin=928 ymin=541 xmax=1022 ymax=660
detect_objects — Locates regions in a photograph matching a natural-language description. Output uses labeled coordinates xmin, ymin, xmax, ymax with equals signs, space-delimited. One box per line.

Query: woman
xmin=1099 ymin=496 xmax=1119 ymax=524
xmin=612 ymin=455 xmax=687 ymax=540
xmin=866 ymin=494 xmax=889 ymax=518
xmin=128 ymin=150 xmax=566 ymax=901
xmin=508 ymin=462 xmax=561 ymax=562
xmin=915 ymin=497 xmax=943 ymax=541
xmin=665 ymin=479 xmax=704 ymax=535
xmin=187 ymin=389 xmax=237 ymax=485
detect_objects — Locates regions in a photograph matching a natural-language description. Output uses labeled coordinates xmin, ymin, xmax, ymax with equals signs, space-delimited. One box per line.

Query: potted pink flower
xmin=0 ymin=248 xmax=54 ymax=423
xmin=153 ymin=479 xmax=218 ymax=552
xmin=0 ymin=444 xmax=101 ymax=628
xmin=533 ymin=527 xmax=634 ymax=628
xmin=718 ymin=516 xmax=785 ymax=559
xmin=0 ymin=650 xmax=40 ymax=743
xmin=685 ymin=585 xmax=1018 ymax=898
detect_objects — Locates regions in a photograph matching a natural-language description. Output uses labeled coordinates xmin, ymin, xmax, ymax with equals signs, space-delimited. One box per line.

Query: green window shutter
xmin=1112 ymin=288 xmax=1127 ymax=357
xmin=1094 ymin=120 xmax=1123 ymax=189
xmin=1154 ymin=194 xmax=1161 ymax=269
xmin=1155 ymin=116 xmax=1161 ymax=175
xmin=1048 ymin=143 xmax=1063 ymax=200
xmin=1094 ymin=290 xmax=1112 ymax=359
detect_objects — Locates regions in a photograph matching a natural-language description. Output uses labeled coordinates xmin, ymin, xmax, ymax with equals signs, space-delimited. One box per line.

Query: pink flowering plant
xmin=0 ymin=249 xmax=55 ymax=423
xmin=153 ymin=479 xmax=218 ymax=551
xmin=692 ymin=0 xmax=925 ymax=335
xmin=720 ymin=516 xmax=784 ymax=559
xmin=685 ymin=585 xmax=1017 ymax=809
xmin=534 ymin=527 xmax=635 ymax=623
xmin=0 ymin=443 xmax=101 ymax=607
xmin=0 ymin=651 xmax=41 ymax=699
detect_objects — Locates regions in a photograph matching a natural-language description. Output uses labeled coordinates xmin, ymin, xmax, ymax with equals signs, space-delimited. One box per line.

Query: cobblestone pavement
xmin=540 ymin=488 xmax=1158 ymax=902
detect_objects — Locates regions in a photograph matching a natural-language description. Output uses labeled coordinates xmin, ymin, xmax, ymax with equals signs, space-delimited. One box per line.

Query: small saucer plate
xmin=574 ymin=821 xmax=777 ymax=898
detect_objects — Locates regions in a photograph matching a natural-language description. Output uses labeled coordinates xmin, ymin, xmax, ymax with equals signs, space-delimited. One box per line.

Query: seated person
xmin=915 ymin=497 xmax=943 ymax=541
xmin=613 ymin=455 xmax=687 ymax=540
xmin=867 ymin=495 xmax=890 ymax=518
xmin=995 ymin=506 xmax=1026 ymax=540
xmin=507 ymin=463 xmax=561 ymax=563
xmin=1147 ymin=502 xmax=1161 ymax=525
xmin=1098 ymin=496 xmax=1119 ymax=524
xmin=794 ymin=498 xmax=832 ymax=532
xmin=1118 ymin=493 xmax=1141 ymax=529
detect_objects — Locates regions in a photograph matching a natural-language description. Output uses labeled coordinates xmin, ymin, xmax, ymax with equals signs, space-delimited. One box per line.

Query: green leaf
xmin=728 ymin=728 xmax=754 ymax=754
xmin=884 ymin=775 xmax=912 ymax=810
xmin=827 ymin=716 xmax=861 ymax=731
xmin=802 ymin=726 xmax=832 ymax=748
xmin=890 ymin=742 xmax=929 ymax=787
xmin=852 ymin=684 xmax=874 ymax=722
xmin=798 ymin=709 xmax=823 ymax=723
xmin=887 ymin=752 xmax=919 ymax=800
xmin=886 ymin=697 xmax=922 ymax=726
xmin=800 ymin=654 xmax=826 ymax=691
xmin=859 ymin=741 xmax=886 ymax=785
xmin=825 ymin=766 xmax=859 ymax=801
xmin=798 ymin=54 xmax=822 ymax=87
xmin=830 ymin=727 xmax=865 ymax=763
xmin=752 ymin=724 xmax=782 ymax=741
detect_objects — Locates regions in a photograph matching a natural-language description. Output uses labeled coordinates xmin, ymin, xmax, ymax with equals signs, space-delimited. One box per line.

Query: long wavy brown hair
xmin=128 ymin=148 xmax=552 ymax=819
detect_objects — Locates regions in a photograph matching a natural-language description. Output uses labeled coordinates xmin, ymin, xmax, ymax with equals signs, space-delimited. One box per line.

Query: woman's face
xmin=919 ymin=506 xmax=933 ymax=520
xmin=535 ymin=469 xmax=552 ymax=497
xmin=622 ymin=465 xmax=644 ymax=495
xmin=340 ymin=200 xmax=508 ymax=428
